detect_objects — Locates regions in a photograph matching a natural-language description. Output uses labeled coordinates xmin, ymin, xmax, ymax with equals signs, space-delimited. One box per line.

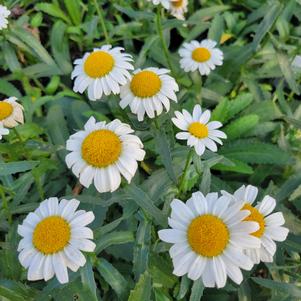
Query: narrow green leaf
xmin=64 ymin=0 xmax=81 ymax=25
xmin=189 ymin=279 xmax=204 ymax=301
xmin=0 ymin=161 xmax=39 ymax=176
xmin=128 ymin=271 xmax=152 ymax=301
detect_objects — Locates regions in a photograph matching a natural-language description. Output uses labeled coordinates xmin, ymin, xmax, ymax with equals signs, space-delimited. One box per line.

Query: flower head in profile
xmin=169 ymin=0 xmax=188 ymax=20
xmin=0 ymin=5 xmax=10 ymax=30
xmin=66 ymin=117 xmax=145 ymax=193
xmin=0 ymin=97 xmax=24 ymax=128
xmin=179 ymin=39 xmax=223 ymax=75
xmin=120 ymin=67 xmax=179 ymax=121
xmin=0 ymin=122 xmax=9 ymax=140
xmin=222 ymin=185 xmax=289 ymax=264
xmin=172 ymin=104 xmax=226 ymax=156
xmin=147 ymin=0 xmax=170 ymax=9
xmin=17 ymin=198 xmax=95 ymax=284
xmin=72 ymin=45 xmax=134 ymax=101
xmin=158 ymin=192 xmax=261 ymax=288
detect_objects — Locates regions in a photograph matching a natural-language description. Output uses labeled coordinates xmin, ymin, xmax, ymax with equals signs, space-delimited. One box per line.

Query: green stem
xmin=13 ymin=127 xmax=23 ymax=143
xmin=156 ymin=8 xmax=174 ymax=75
xmin=93 ymin=0 xmax=110 ymax=44
xmin=0 ymin=187 xmax=12 ymax=224
xmin=178 ymin=150 xmax=193 ymax=194
xmin=154 ymin=118 xmax=160 ymax=130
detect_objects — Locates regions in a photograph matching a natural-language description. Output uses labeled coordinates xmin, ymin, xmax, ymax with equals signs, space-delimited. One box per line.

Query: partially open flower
xmin=147 ymin=0 xmax=170 ymax=9
xmin=222 ymin=185 xmax=289 ymax=263
xmin=0 ymin=97 xmax=24 ymax=128
xmin=169 ymin=0 xmax=188 ymax=20
xmin=0 ymin=5 xmax=10 ymax=30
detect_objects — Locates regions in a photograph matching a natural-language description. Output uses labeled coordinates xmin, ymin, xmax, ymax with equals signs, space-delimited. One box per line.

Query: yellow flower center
xmin=188 ymin=122 xmax=208 ymax=138
xmin=130 ymin=71 xmax=162 ymax=98
xmin=192 ymin=47 xmax=211 ymax=62
xmin=84 ymin=51 xmax=115 ymax=78
xmin=187 ymin=214 xmax=229 ymax=257
xmin=242 ymin=204 xmax=265 ymax=238
xmin=171 ymin=0 xmax=183 ymax=7
xmin=0 ymin=101 xmax=13 ymax=121
xmin=81 ymin=129 xmax=122 ymax=168
xmin=33 ymin=216 xmax=71 ymax=254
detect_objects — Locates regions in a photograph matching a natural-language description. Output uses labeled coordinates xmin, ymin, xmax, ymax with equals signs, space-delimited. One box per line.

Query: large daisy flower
xmin=120 ymin=67 xmax=179 ymax=121
xmin=0 ymin=5 xmax=10 ymax=30
xmin=0 ymin=122 xmax=9 ymax=140
xmin=172 ymin=104 xmax=227 ymax=156
xmin=179 ymin=40 xmax=223 ymax=75
xmin=66 ymin=117 xmax=145 ymax=193
xmin=222 ymin=185 xmax=289 ymax=264
xmin=147 ymin=0 xmax=170 ymax=9
xmin=17 ymin=198 xmax=96 ymax=284
xmin=169 ymin=0 xmax=188 ymax=20
xmin=158 ymin=192 xmax=261 ymax=288
xmin=71 ymin=45 xmax=134 ymax=101
xmin=0 ymin=97 xmax=24 ymax=128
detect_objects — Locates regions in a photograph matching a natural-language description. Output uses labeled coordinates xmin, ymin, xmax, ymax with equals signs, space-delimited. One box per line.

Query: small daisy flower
xmin=0 ymin=5 xmax=10 ymax=30
xmin=66 ymin=117 xmax=145 ymax=193
xmin=120 ymin=67 xmax=179 ymax=121
xmin=158 ymin=192 xmax=261 ymax=288
xmin=147 ymin=0 xmax=170 ymax=9
xmin=222 ymin=185 xmax=289 ymax=264
xmin=0 ymin=97 xmax=24 ymax=128
xmin=0 ymin=122 xmax=9 ymax=140
xmin=169 ymin=0 xmax=188 ymax=20
xmin=17 ymin=198 xmax=96 ymax=284
xmin=179 ymin=40 xmax=223 ymax=75
xmin=71 ymin=45 xmax=134 ymax=101
xmin=172 ymin=104 xmax=227 ymax=156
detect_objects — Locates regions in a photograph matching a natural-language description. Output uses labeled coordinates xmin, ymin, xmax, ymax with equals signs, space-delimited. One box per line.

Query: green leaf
xmin=80 ymin=257 xmax=98 ymax=301
xmin=35 ymin=3 xmax=71 ymax=24
xmin=224 ymin=114 xmax=259 ymax=139
xmin=96 ymin=259 xmax=129 ymax=299
xmin=154 ymin=130 xmax=177 ymax=183
xmin=0 ymin=161 xmax=39 ymax=176
xmin=226 ymin=93 xmax=253 ymax=122
xmin=211 ymin=98 xmax=229 ymax=123
xmin=95 ymin=231 xmax=134 ymax=254
xmin=125 ymin=184 xmax=166 ymax=226
xmin=63 ymin=0 xmax=81 ymax=25
xmin=213 ymin=158 xmax=254 ymax=174
xmin=276 ymin=51 xmax=300 ymax=95
xmin=0 ymin=79 xmax=22 ymax=98
xmin=0 ymin=280 xmax=37 ymax=301
xmin=189 ymin=279 xmax=204 ymax=301
xmin=252 ymin=277 xmax=301 ymax=298
xmin=128 ymin=271 xmax=152 ymax=301
xmin=219 ymin=139 xmax=292 ymax=166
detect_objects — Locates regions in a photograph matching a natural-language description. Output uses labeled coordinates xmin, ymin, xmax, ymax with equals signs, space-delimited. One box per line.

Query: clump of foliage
xmin=0 ymin=0 xmax=301 ymax=300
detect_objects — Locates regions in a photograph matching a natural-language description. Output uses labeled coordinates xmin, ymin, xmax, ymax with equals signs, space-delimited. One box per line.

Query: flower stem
xmin=178 ymin=150 xmax=193 ymax=194
xmin=93 ymin=0 xmax=110 ymax=44
xmin=156 ymin=8 xmax=174 ymax=75
xmin=13 ymin=127 xmax=23 ymax=143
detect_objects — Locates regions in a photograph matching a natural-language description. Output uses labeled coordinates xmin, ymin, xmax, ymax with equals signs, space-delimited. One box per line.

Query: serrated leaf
xmin=0 ymin=161 xmax=39 ymax=176
xmin=128 ymin=271 xmax=152 ymax=301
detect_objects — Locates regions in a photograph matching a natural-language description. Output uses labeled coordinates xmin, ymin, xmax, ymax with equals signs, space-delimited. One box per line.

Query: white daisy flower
xmin=147 ymin=0 xmax=170 ymax=9
xmin=71 ymin=45 xmax=134 ymax=101
xmin=179 ymin=39 xmax=223 ymax=75
xmin=17 ymin=198 xmax=96 ymax=284
xmin=169 ymin=0 xmax=188 ymax=20
xmin=0 ymin=5 xmax=10 ymax=30
xmin=172 ymin=104 xmax=227 ymax=156
xmin=0 ymin=97 xmax=24 ymax=128
xmin=158 ymin=192 xmax=261 ymax=288
xmin=65 ymin=117 xmax=145 ymax=193
xmin=222 ymin=185 xmax=289 ymax=264
xmin=0 ymin=122 xmax=9 ymax=140
xmin=120 ymin=67 xmax=179 ymax=121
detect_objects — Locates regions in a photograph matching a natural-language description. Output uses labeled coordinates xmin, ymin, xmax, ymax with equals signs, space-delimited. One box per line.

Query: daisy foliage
xmin=0 ymin=1 xmax=298 ymax=300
